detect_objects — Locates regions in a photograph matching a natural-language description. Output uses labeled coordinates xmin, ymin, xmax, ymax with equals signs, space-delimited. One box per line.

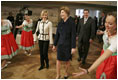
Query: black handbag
xmin=36 ymin=21 xmax=40 ymax=36
xmin=36 ymin=30 xmax=39 ymax=36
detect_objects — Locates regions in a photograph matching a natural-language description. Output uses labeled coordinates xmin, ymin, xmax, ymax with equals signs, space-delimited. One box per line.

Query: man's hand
xmin=97 ymin=30 xmax=104 ymax=35
xmin=100 ymin=26 xmax=104 ymax=29
xmin=89 ymin=39 xmax=93 ymax=43
xmin=71 ymin=48 xmax=76 ymax=54
xmin=76 ymin=37 xmax=78 ymax=40
xmin=16 ymin=26 xmax=20 ymax=28
xmin=49 ymin=44 xmax=53 ymax=48
xmin=34 ymin=41 xmax=37 ymax=44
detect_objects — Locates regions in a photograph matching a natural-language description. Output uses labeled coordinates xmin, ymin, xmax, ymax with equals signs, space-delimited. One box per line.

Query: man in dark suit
xmin=74 ymin=15 xmax=80 ymax=34
xmin=14 ymin=10 xmax=24 ymax=39
xmin=98 ymin=12 xmax=106 ymax=31
xmin=7 ymin=12 xmax=14 ymax=33
xmin=98 ymin=12 xmax=106 ymax=43
xmin=77 ymin=9 xmax=95 ymax=64
xmin=94 ymin=16 xmax=98 ymax=36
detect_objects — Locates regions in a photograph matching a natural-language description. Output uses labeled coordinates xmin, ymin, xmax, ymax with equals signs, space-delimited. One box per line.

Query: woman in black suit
xmin=52 ymin=6 xmax=76 ymax=79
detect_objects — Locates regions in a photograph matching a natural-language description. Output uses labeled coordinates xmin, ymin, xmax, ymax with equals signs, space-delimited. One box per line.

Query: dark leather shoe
xmin=82 ymin=61 xmax=86 ymax=64
xmin=46 ymin=64 xmax=49 ymax=69
xmin=78 ymin=58 xmax=81 ymax=62
xmin=38 ymin=66 xmax=44 ymax=71
xmin=64 ymin=75 xmax=69 ymax=79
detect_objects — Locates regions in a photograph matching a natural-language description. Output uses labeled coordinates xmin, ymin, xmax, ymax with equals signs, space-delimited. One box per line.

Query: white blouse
xmin=103 ymin=31 xmax=117 ymax=53
xmin=108 ymin=35 xmax=117 ymax=53
xmin=34 ymin=20 xmax=53 ymax=44
xmin=22 ymin=19 xmax=33 ymax=27
xmin=1 ymin=19 xmax=12 ymax=35
xmin=2 ymin=19 xmax=12 ymax=28
xmin=22 ymin=19 xmax=33 ymax=32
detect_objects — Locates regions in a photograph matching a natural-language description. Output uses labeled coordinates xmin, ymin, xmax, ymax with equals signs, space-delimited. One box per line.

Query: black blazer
xmin=15 ymin=13 xmax=24 ymax=26
xmin=54 ymin=16 xmax=76 ymax=48
xmin=7 ymin=16 xmax=14 ymax=26
xmin=77 ymin=17 xmax=95 ymax=42
xmin=98 ymin=16 xmax=106 ymax=31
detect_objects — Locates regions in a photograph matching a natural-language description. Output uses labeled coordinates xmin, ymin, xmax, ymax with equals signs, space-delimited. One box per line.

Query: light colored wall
xmin=1 ymin=1 xmax=117 ymax=27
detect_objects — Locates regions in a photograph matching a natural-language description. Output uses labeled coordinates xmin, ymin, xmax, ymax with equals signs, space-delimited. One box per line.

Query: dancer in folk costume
xmin=73 ymin=12 xmax=117 ymax=79
xmin=1 ymin=19 xmax=19 ymax=69
xmin=16 ymin=10 xmax=34 ymax=56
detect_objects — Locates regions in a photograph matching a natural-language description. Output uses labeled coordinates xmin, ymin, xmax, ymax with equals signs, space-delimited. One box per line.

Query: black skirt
xmin=57 ymin=44 xmax=71 ymax=61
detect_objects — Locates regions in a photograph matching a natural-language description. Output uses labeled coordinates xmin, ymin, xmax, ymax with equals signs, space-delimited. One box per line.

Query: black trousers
xmin=97 ymin=34 xmax=103 ymax=43
xmin=11 ymin=27 xmax=14 ymax=33
xmin=78 ymin=39 xmax=90 ymax=62
xmin=14 ymin=28 xmax=19 ymax=39
xmin=39 ymin=40 xmax=49 ymax=67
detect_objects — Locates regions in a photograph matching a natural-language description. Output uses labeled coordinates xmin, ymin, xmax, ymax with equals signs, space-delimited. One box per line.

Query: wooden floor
xmin=1 ymin=38 xmax=103 ymax=79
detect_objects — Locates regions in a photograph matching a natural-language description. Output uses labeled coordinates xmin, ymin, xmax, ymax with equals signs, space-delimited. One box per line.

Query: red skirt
xmin=1 ymin=32 xmax=19 ymax=60
xmin=20 ymin=30 xmax=34 ymax=50
xmin=96 ymin=50 xmax=117 ymax=79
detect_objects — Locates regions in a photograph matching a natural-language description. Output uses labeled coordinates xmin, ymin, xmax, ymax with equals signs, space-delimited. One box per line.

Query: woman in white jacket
xmin=34 ymin=10 xmax=53 ymax=70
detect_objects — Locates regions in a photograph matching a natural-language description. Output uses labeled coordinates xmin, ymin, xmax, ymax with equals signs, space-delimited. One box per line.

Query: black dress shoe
xmin=82 ymin=61 xmax=86 ymax=64
xmin=78 ymin=58 xmax=81 ymax=62
xmin=46 ymin=64 xmax=49 ymax=69
xmin=38 ymin=66 xmax=44 ymax=71
xmin=64 ymin=75 xmax=69 ymax=79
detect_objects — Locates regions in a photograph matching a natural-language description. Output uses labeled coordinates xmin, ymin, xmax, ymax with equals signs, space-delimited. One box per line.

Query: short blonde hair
xmin=60 ymin=6 xmax=70 ymax=16
xmin=41 ymin=10 xmax=48 ymax=18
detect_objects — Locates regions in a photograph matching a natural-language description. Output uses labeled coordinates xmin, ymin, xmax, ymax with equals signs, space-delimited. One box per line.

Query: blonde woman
xmin=34 ymin=10 xmax=53 ymax=70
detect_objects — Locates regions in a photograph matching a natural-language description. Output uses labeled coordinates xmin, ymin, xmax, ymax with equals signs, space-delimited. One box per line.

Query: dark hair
xmin=84 ymin=9 xmax=89 ymax=13
xmin=9 ymin=12 xmax=12 ymax=15
xmin=107 ymin=12 xmax=117 ymax=24
xmin=102 ymin=11 xmax=105 ymax=14
xmin=25 ymin=10 xmax=32 ymax=16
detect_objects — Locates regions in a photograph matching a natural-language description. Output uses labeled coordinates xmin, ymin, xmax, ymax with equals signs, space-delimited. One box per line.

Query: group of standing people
xmin=1 ymin=6 xmax=117 ymax=79
xmin=7 ymin=7 xmax=30 ymax=39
